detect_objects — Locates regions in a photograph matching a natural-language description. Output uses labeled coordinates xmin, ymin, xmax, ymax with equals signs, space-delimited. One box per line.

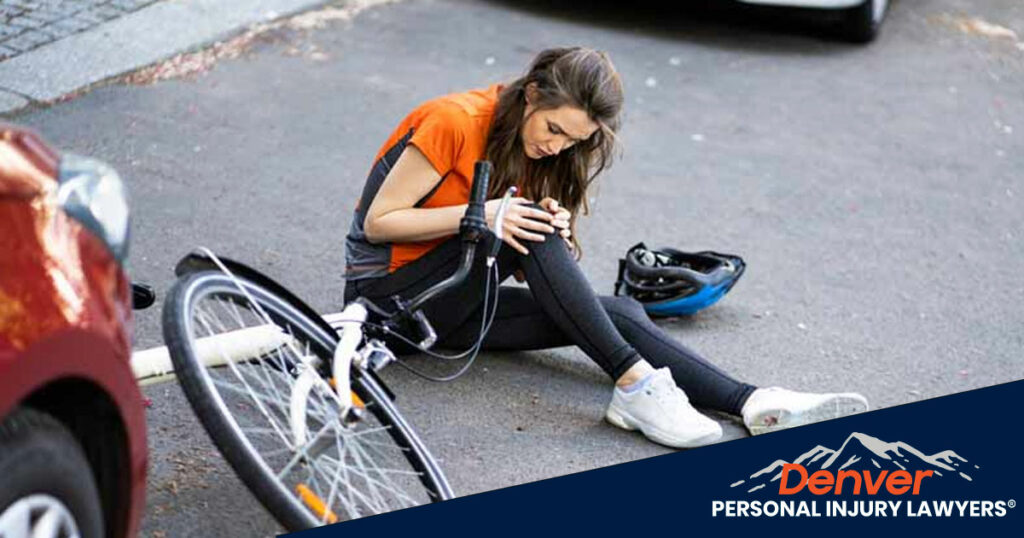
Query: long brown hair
xmin=485 ymin=47 xmax=624 ymax=258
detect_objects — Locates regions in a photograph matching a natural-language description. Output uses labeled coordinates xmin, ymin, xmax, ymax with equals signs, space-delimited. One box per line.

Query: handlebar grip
xmin=470 ymin=161 xmax=491 ymax=205
xmin=460 ymin=161 xmax=491 ymax=244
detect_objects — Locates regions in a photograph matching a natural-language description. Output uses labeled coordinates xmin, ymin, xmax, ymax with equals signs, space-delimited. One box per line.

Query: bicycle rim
xmin=163 ymin=271 xmax=449 ymax=530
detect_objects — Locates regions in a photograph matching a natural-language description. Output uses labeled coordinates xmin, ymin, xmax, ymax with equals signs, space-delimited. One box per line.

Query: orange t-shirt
xmin=344 ymin=83 xmax=503 ymax=279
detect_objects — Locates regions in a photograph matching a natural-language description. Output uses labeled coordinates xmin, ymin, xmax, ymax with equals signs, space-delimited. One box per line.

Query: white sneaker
xmin=605 ymin=367 xmax=723 ymax=448
xmin=742 ymin=387 xmax=869 ymax=436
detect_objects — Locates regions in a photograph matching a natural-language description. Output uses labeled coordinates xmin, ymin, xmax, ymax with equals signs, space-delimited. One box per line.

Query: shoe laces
xmin=645 ymin=370 xmax=690 ymax=409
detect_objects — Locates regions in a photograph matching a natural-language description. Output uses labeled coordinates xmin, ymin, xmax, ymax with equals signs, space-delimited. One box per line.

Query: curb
xmin=0 ymin=0 xmax=332 ymax=116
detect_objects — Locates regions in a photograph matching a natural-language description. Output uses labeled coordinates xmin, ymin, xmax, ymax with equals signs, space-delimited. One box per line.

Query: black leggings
xmin=344 ymin=224 xmax=756 ymax=416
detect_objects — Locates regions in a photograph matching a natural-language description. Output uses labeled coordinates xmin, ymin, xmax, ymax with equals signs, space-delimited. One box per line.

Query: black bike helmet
xmin=614 ymin=243 xmax=745 ymax=316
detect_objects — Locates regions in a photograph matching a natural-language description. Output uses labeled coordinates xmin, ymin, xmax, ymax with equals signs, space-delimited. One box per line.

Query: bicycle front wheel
xmin=162 ymin=270 xmax=451 ymax=531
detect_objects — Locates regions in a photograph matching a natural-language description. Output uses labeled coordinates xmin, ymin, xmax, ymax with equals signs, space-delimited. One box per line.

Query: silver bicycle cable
xmin=388 ymin=262 xmax=502 ymax=382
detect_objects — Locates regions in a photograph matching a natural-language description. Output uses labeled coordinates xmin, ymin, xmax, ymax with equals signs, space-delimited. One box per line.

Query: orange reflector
xmin=327 ymin=378 xmax=366 ymax=409
xmin=296 ymin=484 xmax=338 ymax=524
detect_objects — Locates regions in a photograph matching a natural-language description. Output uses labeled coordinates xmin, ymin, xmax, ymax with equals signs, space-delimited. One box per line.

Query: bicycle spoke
xmin=214 ymin=297 xmax=295 ymax=415
xmin=288 ymin=418 xmax=422 ymax=516
xmin=345 ymin=439 xmax=425 ymax=498
xmin=196 ymin=308 xmax=294 ymax=449
xmin=277 ymin=419 xmax=337 ymax=480
xmin=294 ymin=431 xmax=384 ymax=518
xmin=320 ymin=451 xmax=421 ymax=510
xmin=306 ymin=450 xmax=402 ymax=516
xmin=320 ymin=434 xmax=347 ymax=524
xmin=324 ymin=425 xmax=424 ymax=507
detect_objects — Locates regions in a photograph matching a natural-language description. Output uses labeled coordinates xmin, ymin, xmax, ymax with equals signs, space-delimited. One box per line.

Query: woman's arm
xmin=365 ymin=145 xmax=557 ymax=252
xmin=363 ymin=145 xmax=465 ymax=243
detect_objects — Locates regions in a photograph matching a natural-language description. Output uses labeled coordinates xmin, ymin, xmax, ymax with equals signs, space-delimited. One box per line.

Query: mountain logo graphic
xmin=731 ymin=432 xmax=980 ymax=495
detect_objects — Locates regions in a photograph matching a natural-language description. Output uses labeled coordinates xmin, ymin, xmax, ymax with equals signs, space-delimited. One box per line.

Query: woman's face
xmin=521 ymin=88 xmax=599 ymax=160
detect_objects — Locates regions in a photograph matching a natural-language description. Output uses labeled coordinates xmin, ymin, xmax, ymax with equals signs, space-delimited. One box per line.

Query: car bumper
xmin=736 ymin=0 xmax=862 ymax=9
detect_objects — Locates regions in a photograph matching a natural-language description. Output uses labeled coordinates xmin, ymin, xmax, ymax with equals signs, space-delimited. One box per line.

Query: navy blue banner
xmin=283 ymin=380 xmax=1023 ymax=537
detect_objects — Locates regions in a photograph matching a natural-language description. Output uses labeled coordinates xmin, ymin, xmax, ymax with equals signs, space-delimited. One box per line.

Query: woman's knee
xmin=530 ymin=229 xmax=567 ymax=257
xmin=526 ymin=227 xmax=569 ymax=259
xmin=504 ymin=202 xmax=566 ymax=258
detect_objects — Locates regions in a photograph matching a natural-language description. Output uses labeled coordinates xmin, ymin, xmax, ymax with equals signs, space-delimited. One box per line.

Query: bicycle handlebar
xmin=404 ymin=160 xmax=491 ymax=315
xmin=466 ymin=161 xmax=490 ymax=222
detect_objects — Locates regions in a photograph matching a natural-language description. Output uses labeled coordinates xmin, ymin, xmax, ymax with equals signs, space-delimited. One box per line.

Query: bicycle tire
xmin=162 ymin=270 xmax=451 ymax=531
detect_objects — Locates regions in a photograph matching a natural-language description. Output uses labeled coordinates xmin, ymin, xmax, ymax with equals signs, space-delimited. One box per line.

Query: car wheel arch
xmin=24 ymin=378 xmax=132 ymax=538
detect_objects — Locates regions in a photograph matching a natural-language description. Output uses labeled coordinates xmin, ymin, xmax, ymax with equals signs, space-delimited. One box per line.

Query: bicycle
xmin=161 ymin=162 xmax=516 ymax=530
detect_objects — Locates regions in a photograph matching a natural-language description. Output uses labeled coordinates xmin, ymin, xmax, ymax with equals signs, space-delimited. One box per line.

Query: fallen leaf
xmin=934 ymin=14 xmax=1019 ymax=41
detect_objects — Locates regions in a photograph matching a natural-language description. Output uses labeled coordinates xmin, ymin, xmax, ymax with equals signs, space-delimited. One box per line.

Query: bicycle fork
xmin=289 ymin=302 xmax=369 ymax=449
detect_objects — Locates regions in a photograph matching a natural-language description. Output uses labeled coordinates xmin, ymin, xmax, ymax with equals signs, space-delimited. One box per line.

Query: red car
xmin=0 ymin=124 xmax=146 ymax=538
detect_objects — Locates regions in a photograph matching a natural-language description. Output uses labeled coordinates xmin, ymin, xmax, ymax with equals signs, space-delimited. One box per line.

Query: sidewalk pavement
xmin=0 ymin=0 xmax=332 ymax=115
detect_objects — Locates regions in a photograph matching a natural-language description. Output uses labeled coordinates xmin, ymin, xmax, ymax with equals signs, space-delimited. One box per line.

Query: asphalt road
xmin=9 ymin=0 xmax=1024 ymax=536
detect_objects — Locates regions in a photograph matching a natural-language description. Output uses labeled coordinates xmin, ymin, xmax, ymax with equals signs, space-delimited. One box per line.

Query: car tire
xmin=0 ymin=408 xmax=104 ymax=538
xmin=840 ymin=0 xmax=889 ymax=43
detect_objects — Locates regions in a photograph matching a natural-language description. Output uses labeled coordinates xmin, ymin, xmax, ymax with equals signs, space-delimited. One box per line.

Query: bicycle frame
xmin=138 ymin=160 xmax=507 ymax=455
xmin=134 ymin=303 xmax=374 ymax=452
xmin=132 ymin=324 xmax=296 ymax=385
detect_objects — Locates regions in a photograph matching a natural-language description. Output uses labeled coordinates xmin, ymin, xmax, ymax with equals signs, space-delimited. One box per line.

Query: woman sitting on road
xmin=342 ymin=46 xmax=868 ymax=448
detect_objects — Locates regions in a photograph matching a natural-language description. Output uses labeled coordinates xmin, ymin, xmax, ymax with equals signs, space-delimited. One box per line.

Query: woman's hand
xmin=539 ymin=197 xmax=573 ymax=251
xmin=485 ymin=197 xmax=556 ymax=255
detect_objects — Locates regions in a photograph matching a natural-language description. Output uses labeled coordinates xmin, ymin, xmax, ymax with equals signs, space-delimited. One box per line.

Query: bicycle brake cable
xmin=388 ymin=262 xmax=502 ymax=382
